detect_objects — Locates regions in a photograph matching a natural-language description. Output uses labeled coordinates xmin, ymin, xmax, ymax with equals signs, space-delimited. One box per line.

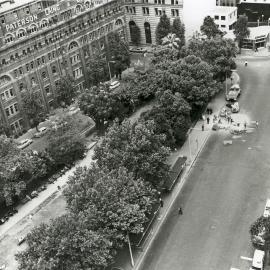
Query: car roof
xmin=39 ymin=127 xmax=47 ymax=131
xmin=110 ymin=81 xmax=120 ymax=86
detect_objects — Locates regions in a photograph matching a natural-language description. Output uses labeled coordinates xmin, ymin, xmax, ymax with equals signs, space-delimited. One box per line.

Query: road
xmin=141 ymin=57 xmax=270 ymax=270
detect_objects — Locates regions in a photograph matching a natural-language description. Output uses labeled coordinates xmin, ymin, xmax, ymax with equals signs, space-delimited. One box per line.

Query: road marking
xmin=230 ymin=268 xmax=240 ymax=270
xmin=240 ymin=256 xmax=252 ymax=261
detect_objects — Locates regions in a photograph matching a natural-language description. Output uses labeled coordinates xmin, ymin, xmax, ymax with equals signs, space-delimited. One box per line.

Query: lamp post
xmin=257 ymin=18 xmax=260 ymax=27
xmin=262 ymin=14 xmax=264 ymax=23
xmin=107 ymin=60 xmax=116 ymax=81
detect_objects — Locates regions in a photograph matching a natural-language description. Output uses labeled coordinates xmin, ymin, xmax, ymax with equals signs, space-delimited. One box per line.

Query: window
xmin=30 ymin=61 xmax=34 ymax=69
xmin=5 ymin=34 xmax=13 ymax=44
xmin=19 ymin=83 xmax=24 ymax=91
xmin=1 ymin=89 xmax=14 ymax=101
xmin=19 ymin=67 xmax=23 ymax=75
xmin=214 ymin=15 xmax=219 ymax=20
xmin=41 ymin=56 xmax=45 ymax=64
xmin=40 ymin=20 xmax=48 ymax=28
xmin=13 ymin=11 xmax=18 ymax=19
xmin=0 ymin=16 xmax=5 ymax=24
xmin=41 ymin=71 xmax=47 ymax=80
xmin=25 ymin=7 xmax=30 ymax=15
xmin=221 ymin=25 xmax=226 ymax=28
xmin=31 ymin=77 xmax=36 ymax=86
xmin=52 ymin=66 xmax=57 ymax=74
xmin=221 ymin=16 xmax=226 ymax=20
xmin=17 ymin=29 xmax=26 ymax=38
xmin=44 ymin=86 xmax=51 ymax=95
xmin=37 ymin=58 xmax=41 ymax=66
xmin=171 ymin=9 xmax=179 ymax=17
xmin=155 ymin=8 xmax=162 ymax=16
xmin=142 ymin=7 xmax=149 ymax=15
xmin=5 ymin=103 xmax=19 ymax=117
xmin=73 ymin=67 xmax=83 ymax=79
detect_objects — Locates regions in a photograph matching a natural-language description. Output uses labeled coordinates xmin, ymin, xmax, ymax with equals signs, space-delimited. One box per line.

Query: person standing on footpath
xmin=159 ymin=198 xmax=164 ymax=207
xmin=206 ymin=117 xmax=210 ymax=125
xmin=178 ymin=207 xmax=183 ymax=215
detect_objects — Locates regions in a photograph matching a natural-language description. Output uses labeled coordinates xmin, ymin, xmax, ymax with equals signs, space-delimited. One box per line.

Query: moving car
xmin=251 ymin=249 xmax=265 ymax=270
xmin=17 ymin=139 xmax=33 ymax=149
xmin=226 ymin=84 xmax=241 ymax=101
xmin=33 ymin=127 xmax=48 ymax=138
xmin=17 ymin=236 xmax=26 ymax=246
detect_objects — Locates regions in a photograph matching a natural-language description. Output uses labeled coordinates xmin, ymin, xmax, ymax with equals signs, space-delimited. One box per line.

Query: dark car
xmin=0 ymin=218 xmax=5 ymax=225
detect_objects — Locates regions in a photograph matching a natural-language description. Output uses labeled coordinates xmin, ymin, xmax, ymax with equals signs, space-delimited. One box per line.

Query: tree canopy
xmin=94 ymin=119 xmax=170 ymax=187
xmin=234 ymin=15 xmax=250 ymax=51
xmin=171 ymin=17 xmax=185 ymax=48
xmin=55 ymin=76 xmax=77 ymax=107
xmin=200 ymin=16 xmax=222 ymax=39
xmin=156 ymin=14 xmax=171 ymax=45
xmin=21 ymin=90 xmax=46 ymax=131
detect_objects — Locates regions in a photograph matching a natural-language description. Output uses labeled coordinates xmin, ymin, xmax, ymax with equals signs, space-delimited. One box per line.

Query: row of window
xmin=1 ymin=19 xmax=121 ymax=67
xmin=5 ymin=103 xmax=19 ymax=118
xmin=1 ymin=88 xmax=14 ymax=102
xmin=127 ymin=6 xmax=180 ymax=16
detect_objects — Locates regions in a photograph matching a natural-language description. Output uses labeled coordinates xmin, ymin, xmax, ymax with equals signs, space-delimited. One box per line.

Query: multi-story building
xmin=0 ymin=0 xmax=126 ymax=135
xmin=216 ymin=0 xmax=239 ymax=6
xmin=124 ymin=0 xmax=183 ymax=45
xmin=211 ymin=6 xmax=237 ymax=33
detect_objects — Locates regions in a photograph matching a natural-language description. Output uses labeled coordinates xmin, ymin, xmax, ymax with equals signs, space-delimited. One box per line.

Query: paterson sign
xmin=5 ymin=15 xmax=38 ymax=32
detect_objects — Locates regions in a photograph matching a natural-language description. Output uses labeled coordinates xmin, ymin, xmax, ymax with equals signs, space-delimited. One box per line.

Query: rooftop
xmin=248 ymin=25 xmax=270 ymax=39
xmin=0 ymin=0 xmax=37 ymax=13
xmin=210 ymin=6 xmax=237 ymax=15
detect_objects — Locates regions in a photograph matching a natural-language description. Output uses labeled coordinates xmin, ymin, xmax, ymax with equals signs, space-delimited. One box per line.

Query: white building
xmin=211 ymin=6 xmax=237 ymax=33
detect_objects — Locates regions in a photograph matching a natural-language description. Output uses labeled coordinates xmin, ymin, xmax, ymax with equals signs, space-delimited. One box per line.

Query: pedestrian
xmin=159 ymin=198 xmax=164 ymax=207
xmin=202 ymin=124 xmax=204 ymax=131
xmin=157 ymin=191 xmax=161 ymax=199
xmin=237 ymin=123 xmax=240 ymax=127
xmin=244 ymin=121 xmax=247 ymax=129
xmin=178 ymin=207 xmax=183 ymax=215
xmin=207 ymin=117 xmax=210 ymax=124
xmin=227 ymin=116 xmax=230 ymax=124
xmin=245 ymin=61 xmax=248 ymax=67
xmin=256 ymin=121 xmax=259 ymax=128
xmin=57 ymin=185 xmax=61 ymax=190
xmin=230 ymin=118 xmax=233 ymax=124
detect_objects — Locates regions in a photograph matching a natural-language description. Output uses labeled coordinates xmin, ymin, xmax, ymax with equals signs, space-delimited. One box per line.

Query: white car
xmin=109 ymin=80 xmax=120 ymax=90
xmin=33 ymin=127 xmax=48 ymax=138
xmin=17 ymin=139 xmax=33 ymax=149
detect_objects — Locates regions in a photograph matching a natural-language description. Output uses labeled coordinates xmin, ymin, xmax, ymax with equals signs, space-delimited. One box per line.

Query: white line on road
xmin=230 ymin=268 xmax=240 ymax=270
xmin=240 ymin=256 xmax=252 ymax=261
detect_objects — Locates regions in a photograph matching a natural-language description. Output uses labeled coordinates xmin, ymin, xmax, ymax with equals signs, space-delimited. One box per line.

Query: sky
xmin=183 ymin=0 xmax=216 ymax=40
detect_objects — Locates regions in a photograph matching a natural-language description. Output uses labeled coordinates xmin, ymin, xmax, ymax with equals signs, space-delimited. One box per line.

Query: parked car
xmin=21 ymin=195 xmax=31 ymax=204
xmin=109 ymin=80 xmax=120 ymax=90
xmin=37 ymin=185 xmax=47 ymax=193
xmin=226 ymin=84 xmax=241 ymax=101
xmin=0 ymin=218 xmax=5 ymax=225
xmin=129 ymin=47 xmax=147 ymax=53
xmin=17 ymin=139 xmax=33 ymax=149
xmin=17 ymin=236 xmax=26 ymax=246
xmin=30 ymin=191 xmax=38 ymax=198
xmin=33 ymin=127 xmax=48 ymax=138
xmin=231 ymin=102 xmax=240 ymax=113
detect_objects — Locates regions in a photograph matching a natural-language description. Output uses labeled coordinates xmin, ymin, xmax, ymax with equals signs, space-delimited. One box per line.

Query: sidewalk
xmin=239 ymin=47 xmax=270 ymax=58
xmin=108 ymin=72 xmax=241 ymax=270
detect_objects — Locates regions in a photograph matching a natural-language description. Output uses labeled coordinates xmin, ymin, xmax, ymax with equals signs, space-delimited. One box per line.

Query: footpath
xmin=239 ymin=47 xmax=270 ymax=58
xmin=108 ymin=71 xmax=240 ymax=270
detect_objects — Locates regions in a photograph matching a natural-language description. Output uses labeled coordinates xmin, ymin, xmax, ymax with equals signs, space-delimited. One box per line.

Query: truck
xmin=226 ymin=84 xmax=241 ymax=101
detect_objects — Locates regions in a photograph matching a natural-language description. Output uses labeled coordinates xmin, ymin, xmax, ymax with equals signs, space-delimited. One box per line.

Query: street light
xmin=262 ymin=14 xmax=264 ymax=23
xmin=107 ymin=60 xmax=116 ymax=81
xmin=257 ymin=18 xmax=260 ymax=27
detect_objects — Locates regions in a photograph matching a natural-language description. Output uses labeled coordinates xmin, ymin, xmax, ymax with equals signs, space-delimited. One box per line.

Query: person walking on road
xmin=202 ymin=124 xmax=204 ymax=131
xmin=206 ymin=117 xmax=210 ymax=125
xmin=178 ymin=207 xmax=183 ymax=215
xmin=256 ymin=121 xmax=259 ymax=128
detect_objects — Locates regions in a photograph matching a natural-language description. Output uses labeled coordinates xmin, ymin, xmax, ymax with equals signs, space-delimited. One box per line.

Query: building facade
xmin=124 ymin=0 xmax=183 ymax=45
xmin=216 ymin=0 xmax=239 ymax=6
xmin=211 ymin=6 xmax=237 ymax=33
xmin=0 ymin=0 xmax=126 ymax=135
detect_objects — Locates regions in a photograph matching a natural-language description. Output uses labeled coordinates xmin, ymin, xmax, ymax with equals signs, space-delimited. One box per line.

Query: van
xmin=251 ymin=249 xmax=265 ymax=270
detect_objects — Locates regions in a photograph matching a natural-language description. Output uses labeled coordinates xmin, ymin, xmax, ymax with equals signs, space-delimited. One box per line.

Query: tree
xmin=130 ymin=23 xmax=141 ymax=45
xmin=47 ymin=133 xmax=86 ymax=167
xmin=78 ymin=84 xmax=123 ymax=132
xmin=86 ymin=54 xmax=110 ymax=87
xmin=16 ymin=214 xmax=113 ymax=270
xmin=21 ymin=90 xmax=46 ymax=131
xmin=156 ymin=14 xmax=171 ymax=45
xmin=94 ymin=119 xmax=170 ymax=187
xmin=171 ymin=17 xmax=185 ymax=48
xmin=234 ymin=15 xmax=250 ymax=53
xmin=200 ymin=16 xmax=221 ymax=39
xmin=107 ymin=31 xmax=130 ymax=79
xmin=55 ymin=75 xmax=77 ymax=107
xmin=162 ymin=33 xmax=180 ymax=49
xmin=64 ymin=165 xmax=157 ymax=247
xmin=187 ymin=37 xmax=237 ymax=81
xmin=151 ymin=46 xmax=180 ymax=65
xmin=250 ymin=216 xmax=270 ymax=250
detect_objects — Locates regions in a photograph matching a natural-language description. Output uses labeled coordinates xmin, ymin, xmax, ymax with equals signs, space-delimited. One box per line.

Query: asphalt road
xmin=141 ymin=57 xmax=270 ymax=270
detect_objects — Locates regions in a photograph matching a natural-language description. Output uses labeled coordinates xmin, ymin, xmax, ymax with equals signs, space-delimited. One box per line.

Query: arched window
xmin=40 ymin=19 xmax=48 ymax=29
xmin=115 ymin=19 xmax=123 ymax=26
xmin=75 ymin=4 xmax=82 ymax=13
xmin=29 ymin=24 xmax=38 ymax=34
xmin=144 ymin=22 xmax=152 ymax=44
xmin=85 ymin=1 xmax=90 ymax=9
xmin=68 ymin=41 xmax=79 ymax=51
xmin=129 ymin=21 xmax=136 ymax=39
xmin=17 ymin=29 xmax=26 ymax=39
xmin=0 ymin=75 xmax=11 ymax=86
xmin=5 ymin=34 xmax=14 ymax=44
